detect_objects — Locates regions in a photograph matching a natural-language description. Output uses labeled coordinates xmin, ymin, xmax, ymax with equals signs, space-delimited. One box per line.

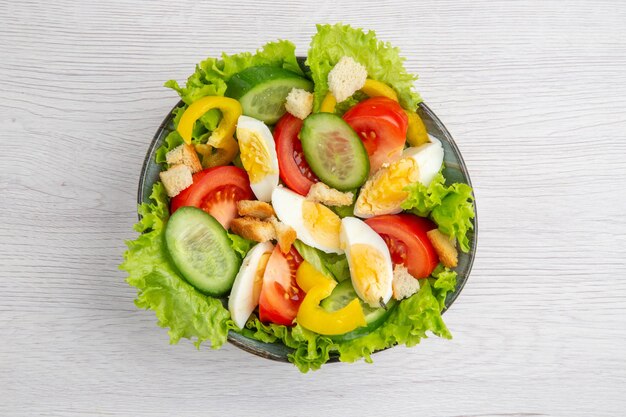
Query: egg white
xmin=402 ymin=136 xmax=444 ymax=186
xmin=228 ymin=241 xmax=274 ymax=329
xmin=236 ymin=115 xmax=279 ymax=202
xmin=271 ymin=186 xmax=343 ymax=254
xmin=340 ymin=217 xmax=393 ymax=307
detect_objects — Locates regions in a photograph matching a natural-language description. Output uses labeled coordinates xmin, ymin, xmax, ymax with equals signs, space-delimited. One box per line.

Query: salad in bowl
xmin=121 ymin=24 xmax=476 ymax=372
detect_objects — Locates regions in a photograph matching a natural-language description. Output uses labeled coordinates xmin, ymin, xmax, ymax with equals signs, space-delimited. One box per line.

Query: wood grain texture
xmin=1 ymin=0 xmax=625 ymax=416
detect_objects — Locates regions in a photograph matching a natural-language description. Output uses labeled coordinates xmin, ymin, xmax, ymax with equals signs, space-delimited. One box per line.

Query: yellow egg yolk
xmin=252 ymin=252 xmax=272 ymax=302
xmin=349 ymin=243 xmax=390 ymax=307
xmin=238 ymin=128 xmax=276 ymax=183
xmin=356 ymin=157 xmax=419 ymax=216
xmin=302 ymin=201 xmax=341 ymax=249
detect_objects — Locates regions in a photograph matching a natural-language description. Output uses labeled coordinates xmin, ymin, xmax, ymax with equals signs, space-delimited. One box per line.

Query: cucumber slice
xmin=300 ymin=113 xmax=369 ymax=191
xmin=320 ymin=280 xmax=397 ymax=341
xmin=226 ymin=66 xmax=313 ymax=124
xmin=165 ymin=207 xmax=240 ymax=296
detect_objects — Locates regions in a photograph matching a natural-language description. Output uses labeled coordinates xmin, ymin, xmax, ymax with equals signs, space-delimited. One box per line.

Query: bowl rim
xmin=137 ymin=99 xmax=477 ymax=363
xmin=420 ymin=103 xmax=477 ymax=313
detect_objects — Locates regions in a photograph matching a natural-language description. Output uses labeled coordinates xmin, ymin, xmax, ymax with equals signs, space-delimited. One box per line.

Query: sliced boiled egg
xmin=402 ymin=137 xmax=444 ymax=186
xmin=353 ymin=156 xmax=419 ymax=218
xmin=236 ymin=115 xmax=279 ymax=202
xmin=228 ymin=241 xmax=274 ymax=329
xmin=353 ymin=137 xmax=444 ymax=218
xmin=340 ymin=217 xmax=393 ymax=308
xmin=272 ymin=186 xmax=343 ymax=254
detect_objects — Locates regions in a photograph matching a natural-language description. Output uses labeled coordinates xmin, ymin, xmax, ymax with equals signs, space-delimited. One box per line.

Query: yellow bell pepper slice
xmin=404 ymin=110 xmax=429 ymax=146
xmin=295 ymin=261 xmax=326 ymax=293
xmin=320 ymin=93 xmax=337 ymax=113
xmin=177 ymin=96 xmax=242 ymax=167
xmin=360 ymin=79 xmax=399 ymax=101
xmin=177 ymin=95 xmax=242 ymax=146
xmin=194 ymin=136 xmax=239 ymax=168
xmin=295 ymin=261 xmax=366 ymax=336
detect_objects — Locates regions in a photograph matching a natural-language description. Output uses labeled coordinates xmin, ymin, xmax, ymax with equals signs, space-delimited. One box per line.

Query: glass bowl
xmin=138 ymin=71 xmax=477 ymax=362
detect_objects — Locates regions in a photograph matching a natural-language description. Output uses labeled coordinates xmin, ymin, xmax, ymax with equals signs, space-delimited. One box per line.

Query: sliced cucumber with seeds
xmin=300 ymin=113 xmax=369 ymax=191
xmin=320 ymin=279 xmax=397 ymax=341
xmin=226 ymin=66 xmax=313 ymax=124
xmin=165 ymin=207 xmax=240 ymax=296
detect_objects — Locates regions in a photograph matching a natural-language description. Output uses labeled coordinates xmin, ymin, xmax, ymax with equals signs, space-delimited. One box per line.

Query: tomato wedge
xmin=274 ymin=113 xmax=319 ymax=196
xmin=259 ymin=245 xmax=304 ymax=326
xmin=170 ymin=166 xmax=253 ymax=229
xmin=365 ymin=214 xmax=438 ymax=278
xmin=343 ymin=97 xmax=408 ymax=172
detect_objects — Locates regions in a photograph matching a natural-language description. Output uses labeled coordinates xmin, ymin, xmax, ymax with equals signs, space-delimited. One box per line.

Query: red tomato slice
xmin=344 ymin=97 xmax=409 ymax=131
xmin=259 ymin=245 xmax=304 ymax=326
xmin=365 ymin=214 xmax=439 ymax=279
xmin=274 ymin=113 xmax=319 ymax=196
xmin=343 ymin=97 xmax=409 ymax=172
xmin=170 ymin=166 xmax=253 ymax=229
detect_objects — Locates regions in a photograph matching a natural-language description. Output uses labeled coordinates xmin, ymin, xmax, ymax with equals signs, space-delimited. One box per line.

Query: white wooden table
xmin=2 ymin=1 xmax=625 ymax=416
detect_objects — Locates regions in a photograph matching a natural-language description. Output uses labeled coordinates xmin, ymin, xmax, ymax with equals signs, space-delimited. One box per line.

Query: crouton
xmin=237 ymin=200 xmax=275 ymax=220
xmin=427 ymin=229 xmax=458 ymax=268
xmin=392 ymin=264 xmax=420 ymax=300
xmin=285 ymin=88 xmax=313 ymax=120
xmin=230 ymin=217 xmax=276 ymax=243
xmin=159 ymin=164 xmax=193 ymax=197
xmin=327 ymin=56 xmax=368 ymax=102
xmin=270 ymin=217 xmax=297 ymax=254
xmin=306 ymin=182 xmax=354 ymax=207
xmin=166 ymin=144 xmax=202 ymax=173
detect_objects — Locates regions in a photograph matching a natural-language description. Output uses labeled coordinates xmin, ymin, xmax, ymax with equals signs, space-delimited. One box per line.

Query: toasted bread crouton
xmin=230 ymin=217 xmax=276 ymax=243
xmin=306 ymin=182 xmax=354 ymax=207
xmin=166 ymin=144 xmax=202 ymax=173
xmin=270 ymin=217 xmax=297 ymax=253
xmin=159 ymin=164 xmax=193 ymax=197
xmin=285 ymin=88 xmax=313 ymax=120
xmin=236 ymin=200 xmax=275 ymax=220
xmin=392 ymin=264 xmax=420 ymax=300
xmin=328 ymin=56 xmax=367 ymax=102
xmin=427 ymin=229 xmax=458 ymax=268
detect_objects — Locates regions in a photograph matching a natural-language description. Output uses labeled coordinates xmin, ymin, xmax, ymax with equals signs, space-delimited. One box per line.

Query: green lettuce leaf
xmin=292 ymin=240 xmax=350 ymax=282
xmin=401 ymin=171 xmax=449 ymax=217
xmin=155 ymin=106 xmax=186 ymax=165
xmin=227 ymin=233 xmax=256 ymax=260
xmin=319 ymin=252 xmax=351 ymax=283
xmin=292 ymin=240 xmax=332 ymax=278
xmin=120 ymin=182 xmax=234 ymax=348
xmin=329 ymin=202 xmax=355 ymax=218
xmin=431 ymin=188 xmax=475 ymax=253
xmin=429 ymin=264 xmax=458 ymax=310
xmin=306 ymin=23 xmax=421 ymax=111
xmin=401 ymin=171 xmax=475 ymax=252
